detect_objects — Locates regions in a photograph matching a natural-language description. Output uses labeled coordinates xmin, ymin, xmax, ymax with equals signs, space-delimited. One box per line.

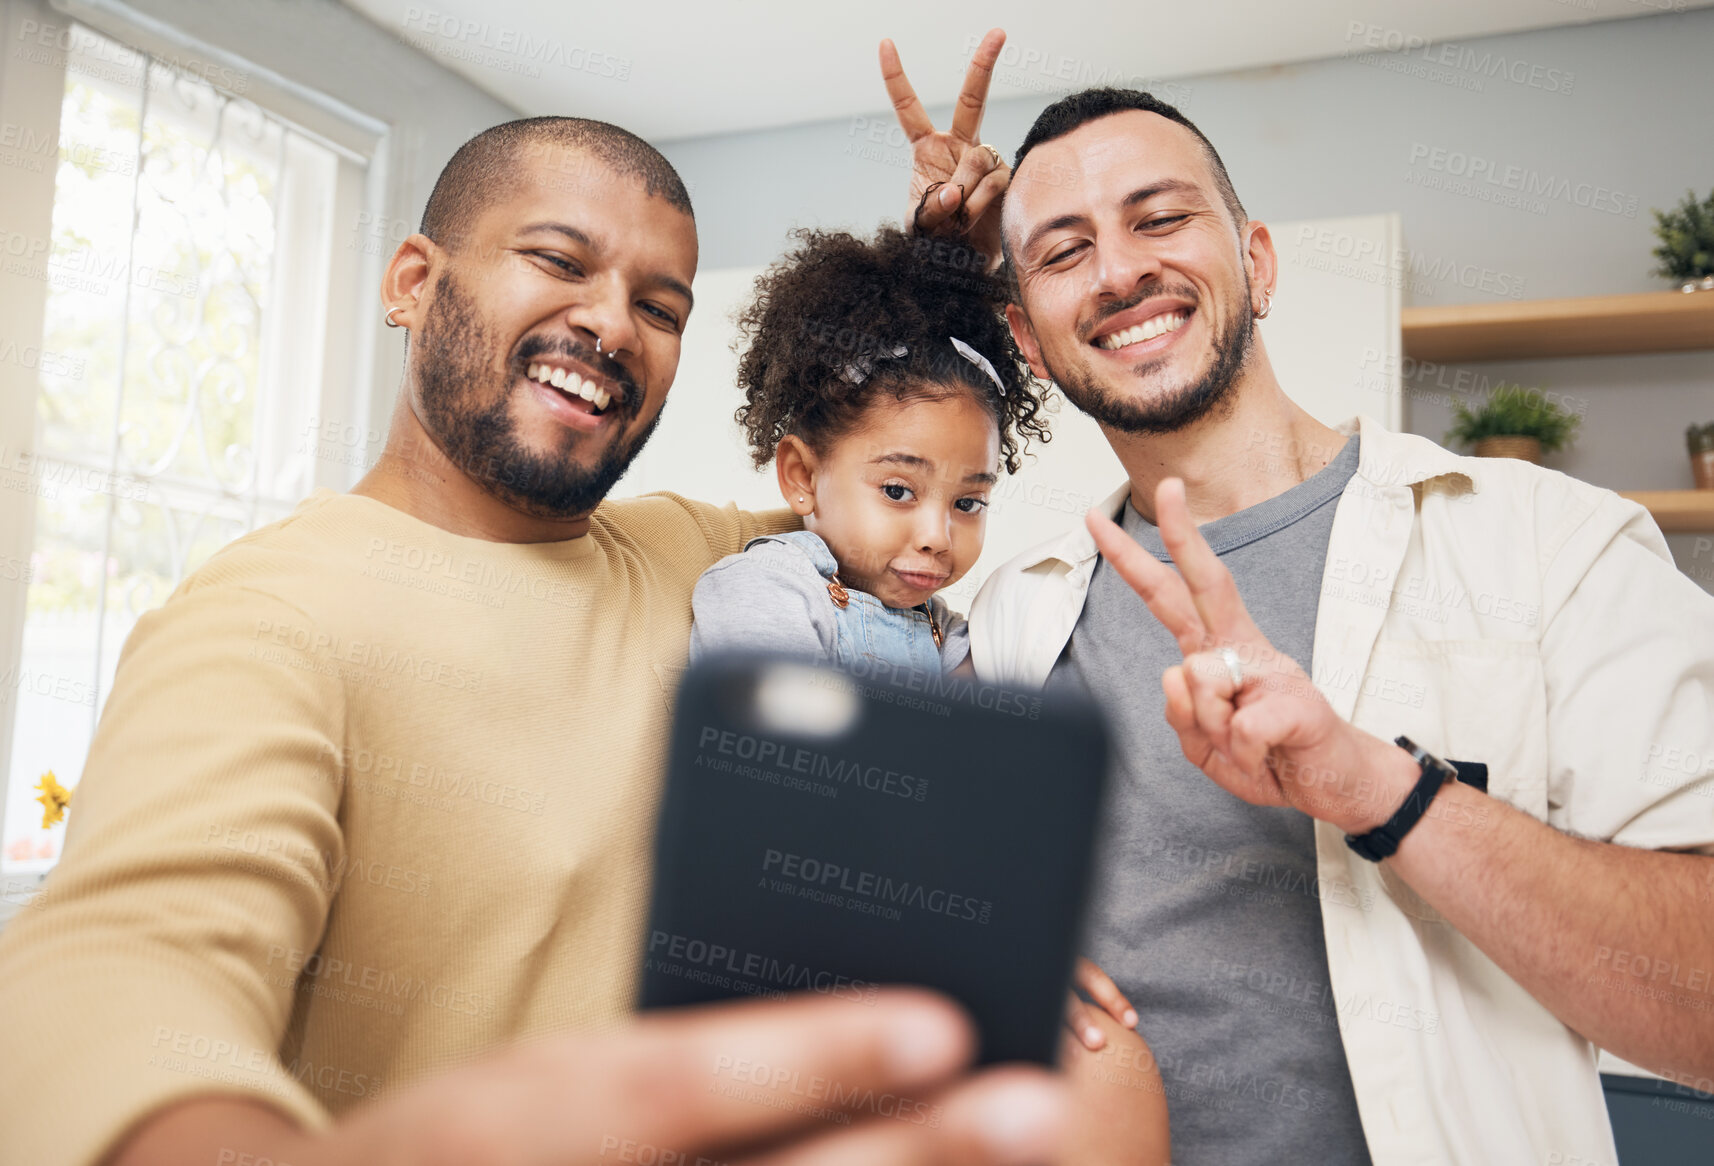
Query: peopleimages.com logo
xmin=760 ymin=849 xmax=993 ymax=925
xmin=1406 ymin=143 xmax=1638 ymax=218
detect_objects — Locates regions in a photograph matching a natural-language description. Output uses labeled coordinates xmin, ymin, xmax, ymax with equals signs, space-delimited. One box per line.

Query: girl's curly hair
xmin=732 ymin=226 xmax=1050 ymax=475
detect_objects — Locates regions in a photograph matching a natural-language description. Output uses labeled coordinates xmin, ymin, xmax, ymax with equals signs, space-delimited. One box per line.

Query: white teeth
xmin=530 ymin=363 xmax=612 ymax=412
xmin=1099 ymin=311 xmax=1187 ymax=350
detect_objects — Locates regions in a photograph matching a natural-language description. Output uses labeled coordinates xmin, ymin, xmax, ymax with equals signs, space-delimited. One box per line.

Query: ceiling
xmin=338 ymin=0 xmax=1710 ymax=142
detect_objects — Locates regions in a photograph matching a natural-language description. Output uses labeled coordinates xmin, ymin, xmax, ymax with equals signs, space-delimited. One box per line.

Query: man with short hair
xmin=886 ymin=67 xmax=1714 ymax=1165
xmin=0 ymin=101 xmax=1110 ymax=1165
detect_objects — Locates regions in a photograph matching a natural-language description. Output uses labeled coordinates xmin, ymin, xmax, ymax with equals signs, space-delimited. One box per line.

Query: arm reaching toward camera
xmin=110 ymin=990 xmax=1069 ymax=1166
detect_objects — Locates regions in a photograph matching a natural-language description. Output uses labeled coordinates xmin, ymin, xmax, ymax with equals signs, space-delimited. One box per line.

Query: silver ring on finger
xmin=1219 ymin=645 xmax=1244 ymax=692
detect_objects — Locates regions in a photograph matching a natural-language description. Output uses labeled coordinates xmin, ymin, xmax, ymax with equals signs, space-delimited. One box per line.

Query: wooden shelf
xmin=1619 ymin=490 xmax=1714 ymax=533
xmin=1402 ymin=290 xmax=1714 ymax=362
xmin=1396 ymin=288 xmax=1714 ymax=531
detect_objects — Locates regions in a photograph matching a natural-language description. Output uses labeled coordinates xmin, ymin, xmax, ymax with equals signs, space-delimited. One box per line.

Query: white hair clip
xmin=840 ymin=343 xmax=909 ymax=385
xmin=950 ymin=337 xmax=1006 ymax=397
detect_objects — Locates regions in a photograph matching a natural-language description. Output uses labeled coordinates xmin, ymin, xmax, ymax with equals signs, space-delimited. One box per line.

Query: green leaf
xmin=1650 ymin=188 xmax=1714 ymax=280
xmin=1444 ymin=385 xmax=1583 ymax=453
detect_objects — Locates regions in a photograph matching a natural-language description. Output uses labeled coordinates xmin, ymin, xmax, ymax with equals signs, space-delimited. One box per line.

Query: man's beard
xmin=411 ymin=269 xmax=663 ymax=520
xmin=1048 ymin=280 xmax=1254 ymax=437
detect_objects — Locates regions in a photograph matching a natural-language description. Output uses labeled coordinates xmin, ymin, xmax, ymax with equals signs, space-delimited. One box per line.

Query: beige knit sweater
xmin=0 ymin=488 xmax=793 ymax=1166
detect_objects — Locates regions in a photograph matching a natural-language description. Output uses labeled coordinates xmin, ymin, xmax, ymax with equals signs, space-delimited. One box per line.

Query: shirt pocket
xmin=1355 ymin=639 xmax=1548 ymax=927
xmin=1358 ymin=639 xmax=1548 ymax=820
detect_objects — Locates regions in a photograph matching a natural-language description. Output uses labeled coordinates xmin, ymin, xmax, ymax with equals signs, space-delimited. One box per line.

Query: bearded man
xmin=0 ymin=103 xmax=1112 ymax=1166
xmin=911 ymin=81 xmax=1714 ymax=1166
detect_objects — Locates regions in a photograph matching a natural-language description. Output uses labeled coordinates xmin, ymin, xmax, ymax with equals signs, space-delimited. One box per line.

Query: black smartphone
xmin=638 ymin=653 xmax=1111 ymax=1066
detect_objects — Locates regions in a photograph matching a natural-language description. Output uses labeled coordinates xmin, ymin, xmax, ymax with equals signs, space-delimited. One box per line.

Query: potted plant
xmin=1690 ymin=423 xmax=1714 ymax=490
xmin=1651 ymin=188 xmax=1714 ymax=293
xmin=1446 ymin=387 xmax=1581 ymax=464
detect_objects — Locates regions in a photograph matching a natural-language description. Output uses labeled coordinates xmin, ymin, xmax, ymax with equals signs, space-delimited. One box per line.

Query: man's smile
xmin=525 ymin=374 xmax=613 ymax=433
xmin=527 ymin=359 xmax=619 ymax=413
xmin=1088 ymin=300 xmax=1195 ymax=358
xmin=519 ymin=354 xmax=637 ymax=434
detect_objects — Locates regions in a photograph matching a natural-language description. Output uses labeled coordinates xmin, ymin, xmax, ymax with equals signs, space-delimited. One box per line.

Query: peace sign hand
xmin=1085 ymin=479 xmax=1415 ymax=836
xmin=879 ymin=29 xmax=1011 ymax=268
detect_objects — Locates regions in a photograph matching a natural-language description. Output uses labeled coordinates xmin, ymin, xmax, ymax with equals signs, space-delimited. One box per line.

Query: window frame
xmin=0 ymin=0 xmax=391 ymax=906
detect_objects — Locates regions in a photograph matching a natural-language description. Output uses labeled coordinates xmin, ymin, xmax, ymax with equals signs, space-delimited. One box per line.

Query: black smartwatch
xmin=1344 ymin=736 xmax=1460 ymax=863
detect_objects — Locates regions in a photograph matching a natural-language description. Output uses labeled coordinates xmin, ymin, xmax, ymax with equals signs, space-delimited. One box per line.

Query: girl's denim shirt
xmin=689 ymin=530 xmax=969 ymax=675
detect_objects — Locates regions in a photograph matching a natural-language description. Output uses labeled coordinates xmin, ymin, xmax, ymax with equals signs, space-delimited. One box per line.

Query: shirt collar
xmin=1341 ymin=412 xmax=1476 ymax=498
xmin=1012 ymin=414 xmax=1475 ymax=573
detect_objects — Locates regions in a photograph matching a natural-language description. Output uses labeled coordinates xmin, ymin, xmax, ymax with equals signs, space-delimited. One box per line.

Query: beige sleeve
xmin=0 ymin=583 xmax=346 ymax=1166
xmin=737 ymin=505 xmax=802 ymax=547
xmin=620 ymin=491 xmax=799 ymax=560
xmin=1539 ymin=491 xmax=1714 ymax=852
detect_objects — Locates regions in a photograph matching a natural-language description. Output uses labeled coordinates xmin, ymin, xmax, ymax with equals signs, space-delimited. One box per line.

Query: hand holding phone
xmin=640 ymin=654 xmax=1112 ymax=1067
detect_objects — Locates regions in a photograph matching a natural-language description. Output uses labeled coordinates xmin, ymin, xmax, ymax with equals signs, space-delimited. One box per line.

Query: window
xmin=1 ymin=22 xmax=370 ymax=881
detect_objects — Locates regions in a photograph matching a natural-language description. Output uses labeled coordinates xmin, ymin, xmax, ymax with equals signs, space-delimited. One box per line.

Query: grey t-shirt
xmin=1046 ymin=435 xmax=1371 ymax=1165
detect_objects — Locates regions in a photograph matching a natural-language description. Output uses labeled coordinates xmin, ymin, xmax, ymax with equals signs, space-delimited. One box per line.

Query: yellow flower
xmin=33 ymin=770 xmax=74 ymax=829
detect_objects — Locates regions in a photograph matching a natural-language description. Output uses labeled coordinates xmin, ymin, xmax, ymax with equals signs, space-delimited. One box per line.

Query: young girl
xmin=685 ymin=227 xmax=1169 ymax=1164
xmin=688 ymin=226 xmax=1048 ymax=675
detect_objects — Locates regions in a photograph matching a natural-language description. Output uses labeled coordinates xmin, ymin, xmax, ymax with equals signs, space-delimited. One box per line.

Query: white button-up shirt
xmin=969 ymin=414 xmax=1714 ymax=1166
